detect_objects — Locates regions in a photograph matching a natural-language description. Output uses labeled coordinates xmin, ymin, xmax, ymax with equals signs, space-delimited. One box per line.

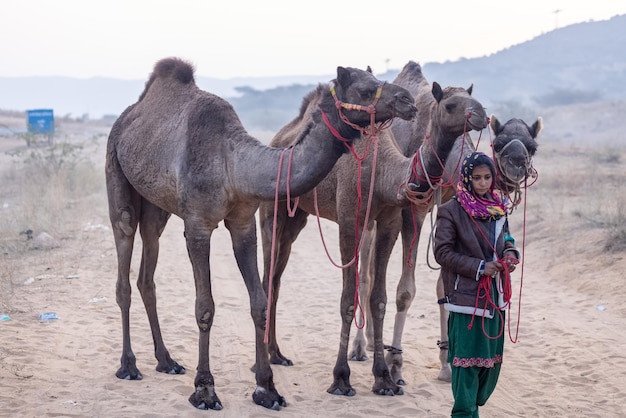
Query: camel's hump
xmin=137 ymin=57 xmax=196 ymax=102
xmin=152 ymin=57 xmax=195 ymax=85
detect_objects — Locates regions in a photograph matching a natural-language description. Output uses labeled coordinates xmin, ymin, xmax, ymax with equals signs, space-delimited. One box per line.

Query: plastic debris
xmin=0 ymin=313 xmax=10 ymax=321
xmin=89 ymin=297 xmax=107 ymax=303
xmin=65 ymin=275 xmax=80 ymax=279
xmin=39 ymin=312 xmax=60 ymax=321
xmin=596 ymin=305 xmax=606 ymax=312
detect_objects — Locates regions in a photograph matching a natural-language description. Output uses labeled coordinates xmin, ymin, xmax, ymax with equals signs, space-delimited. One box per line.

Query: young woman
xmin=434 ymin=151 xmax=519 ymax=418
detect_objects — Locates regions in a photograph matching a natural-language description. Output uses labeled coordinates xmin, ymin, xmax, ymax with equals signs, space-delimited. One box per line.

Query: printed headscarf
xmin=455 ymin=151 xmax=507 ymax=219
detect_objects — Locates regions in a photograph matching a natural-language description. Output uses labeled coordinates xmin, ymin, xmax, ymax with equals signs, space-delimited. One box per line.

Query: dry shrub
xmin=529 ymin=142 xmax=626 ymax=252
xmin=0 ymin=134 xmax=106 ymax=311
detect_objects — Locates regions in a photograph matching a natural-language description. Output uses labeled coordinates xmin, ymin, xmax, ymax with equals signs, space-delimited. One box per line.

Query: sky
xmin=2 ymin=0 xmax=626 ymax=81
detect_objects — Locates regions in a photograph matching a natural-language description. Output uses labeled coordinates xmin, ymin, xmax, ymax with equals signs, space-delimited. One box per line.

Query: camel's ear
xmin=336 ymin=66 xmax=352 ymax=87
xmin=467 ymin=83 xmax=474 ymax=95
xmin=530 ymin=117 xmax=543 ymax=139
xmin=366 ymin=65 xmax=373 ymax=74
xmin=489 ymin=114 xmax=502 ymax=135
xmin=432 ymin=82 xmax=444 ymax=102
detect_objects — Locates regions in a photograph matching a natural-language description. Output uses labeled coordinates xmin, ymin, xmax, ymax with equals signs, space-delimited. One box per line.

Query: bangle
xmin=478 ymin=260 xmax=485 ymax=278
xmin=504 ymin=233 xmax=515 ymax=246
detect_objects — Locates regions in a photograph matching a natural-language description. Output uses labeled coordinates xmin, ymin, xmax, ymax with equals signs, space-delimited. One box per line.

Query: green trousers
xmin=448 ymin=308 xmax=504 ymax=418
xmin=451 ymin=362 xmax=501 ymax=418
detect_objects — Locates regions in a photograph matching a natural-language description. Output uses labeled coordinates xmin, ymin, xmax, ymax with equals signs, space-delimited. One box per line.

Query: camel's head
xmin=332 ymin=66 xmax=417 ymax=126
xmin=431 ymin=82 xmax=488 ymax=135
xmin=490 ymin=115 xmax=542 ymax=193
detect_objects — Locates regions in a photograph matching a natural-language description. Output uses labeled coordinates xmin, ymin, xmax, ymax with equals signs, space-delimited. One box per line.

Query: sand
xmin=1 ymin=131 xmax=626 ymax=417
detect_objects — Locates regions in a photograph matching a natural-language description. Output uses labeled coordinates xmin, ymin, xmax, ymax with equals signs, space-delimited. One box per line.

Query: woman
xmin=434 ymin=151 xmax=519 ymax=418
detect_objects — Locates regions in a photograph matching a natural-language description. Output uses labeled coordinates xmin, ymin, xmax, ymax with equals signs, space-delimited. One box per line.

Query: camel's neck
xmin=372 ymin=133 xmax=414 ymax=204
xmin=414 ymin=120 xmax=465 ymax=192
xmin=232 ymin=106 xmax=360 ymax=201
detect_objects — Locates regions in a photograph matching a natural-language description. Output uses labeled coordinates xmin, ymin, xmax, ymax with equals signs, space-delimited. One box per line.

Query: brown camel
xmin=349 ymin=61 xmax=488 ymax=382
xmin=258 ymin=62 xmax=487 ymax=397
xmin=354 ymin=61 xmax=542 ymax=386
xmin=105 ymin=57 xmax=417 ymax=411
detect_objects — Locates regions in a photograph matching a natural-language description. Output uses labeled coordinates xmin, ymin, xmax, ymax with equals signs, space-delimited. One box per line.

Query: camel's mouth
xmin=393 ymin=99 xmax=418 ymax=122
xmin=466 ymin=117 xmax=488 ymax=132
xmin=396 ymin=107 xmax=418 ymax=122
xmin=497 ymin=159 xmax=532 ymax=192
xmin=499 ymin=169 xmax=526 ymax=186
xmin=465 ymin=107 xmax=488 ymax=131
xmin=495 ymin=139 xmax=535 ymax=188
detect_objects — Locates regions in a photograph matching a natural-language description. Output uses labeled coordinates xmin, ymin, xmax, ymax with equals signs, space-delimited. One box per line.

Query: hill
xmin=1 ymin=14 xmax=625 ymax=138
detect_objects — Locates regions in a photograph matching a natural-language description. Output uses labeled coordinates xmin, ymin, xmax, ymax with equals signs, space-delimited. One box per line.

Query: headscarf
xmin=455 ymin=151 xmax=507 ymax=219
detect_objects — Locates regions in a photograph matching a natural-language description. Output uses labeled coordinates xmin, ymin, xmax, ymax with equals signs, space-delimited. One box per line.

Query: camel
xmin=258 ymin=62 xmax=487 ymax=397
xmin=353 ymin=63 xmax=542 ymax=386
xmin=104 ymin=57 xmax=417 ymax=411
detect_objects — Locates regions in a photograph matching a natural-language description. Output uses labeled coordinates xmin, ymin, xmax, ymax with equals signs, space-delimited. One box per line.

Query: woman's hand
xmin=484 ymin=261 xmax=503 ymax=276
xmin=501 ymin=254 xmax=519 ymax=273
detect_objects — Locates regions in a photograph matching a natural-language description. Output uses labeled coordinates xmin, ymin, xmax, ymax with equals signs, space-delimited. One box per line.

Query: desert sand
xmin=1 ymin=119 xmax=626 ymax=418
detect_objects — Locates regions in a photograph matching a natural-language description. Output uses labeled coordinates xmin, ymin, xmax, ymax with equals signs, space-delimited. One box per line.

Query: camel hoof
xmin=117 ymin=370 xmax=143 ymax=380
xmin=437 ymin=362 xmax=452 ymax=382
xmin=374 ymin=387 xmax=404 ymax=396
xmin=193 ymin=400 xmax=223 ymax=411
xmin=157 ymin=359 xmax=186 ymax=375
xmin=188 ymin=388 xmax=223 ymax=410
xmin=269 ymin=352 xmax=294 ymax=367
xmin=116 ymin=360 xmax=143 ymax=380
xmin=437 ymin=369 xmax=452 ymax=382
xmin=349 ymin=350 xmax=369 ymax=362
xmin=396 ymin=378 xmax=406 ymax=386
xmin=328 ymin=387 xmax=356 ymax=397
xmin=252 ymin=389 xmax=287 ymax=410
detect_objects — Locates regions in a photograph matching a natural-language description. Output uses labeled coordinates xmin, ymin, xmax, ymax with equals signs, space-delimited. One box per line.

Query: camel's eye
xmin=445 ymin=103 xmax=457 ymax=113
xmin=360 ymin=90 xmax=374 ymax=101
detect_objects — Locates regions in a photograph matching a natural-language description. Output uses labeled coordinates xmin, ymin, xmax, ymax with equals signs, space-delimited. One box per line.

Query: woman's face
xmin=470 ymin=165 xmax=493 ymax=197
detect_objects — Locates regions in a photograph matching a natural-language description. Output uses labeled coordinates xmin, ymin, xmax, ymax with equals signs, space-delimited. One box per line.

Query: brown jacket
xmin=434 ymin=198 xmax=517 ymax=317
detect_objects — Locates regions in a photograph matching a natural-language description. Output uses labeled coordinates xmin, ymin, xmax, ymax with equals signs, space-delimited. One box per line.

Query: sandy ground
xmin=1 ymin=118 xmax=626 ymax=417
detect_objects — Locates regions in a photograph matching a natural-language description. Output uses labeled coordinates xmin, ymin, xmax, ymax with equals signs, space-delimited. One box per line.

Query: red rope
xmin=402 ymin=123 xmax=475 ymax=267
xmin=507 ymin=177 xmax=529 ymax=344
xmin=267 ymin=86 xmax=391 ymax=338
xmin=265 ymin=147 xmax=289 ymax=343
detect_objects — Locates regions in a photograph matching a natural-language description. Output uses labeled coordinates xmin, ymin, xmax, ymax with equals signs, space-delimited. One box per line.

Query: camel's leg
xmin=386 ymin=207 xmax=422 ymax=386
xmin=436 ymin=272 xmax=451 ymax=382
xmin=327 ymin=222 xmax=359 ymax=397
xmin=184 ymin=221 xmax=222 ymax=411
xmin=106 ymin=151 xmax=142 ymax=380
xmin=137 ymin=201 xmax=185 ymax=375
xmin=350 ymin=223 xmax=375 ymax=361
xmin=259 ymin=203 xmax=308 ymax=367
xmin=370 ymin=210 xmax=403 ymax=396
xmin=226 ymin=217 xmax=286 ymax=411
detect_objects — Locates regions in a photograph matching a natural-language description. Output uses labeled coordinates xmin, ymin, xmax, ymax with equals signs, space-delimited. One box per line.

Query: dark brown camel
xmin=105 ymin=57 xmax=417 ymax=411
xmin=258 ymin=62 xmax=487 ymax=397
xmin=355 ymin=61 xmax=542 ymax=385
xmin=431 ymin=114 xmax=542 ymax=381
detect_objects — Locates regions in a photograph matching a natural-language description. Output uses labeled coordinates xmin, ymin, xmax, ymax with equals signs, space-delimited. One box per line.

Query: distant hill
xmin=1 ymin=14 xmax=625 ymax=132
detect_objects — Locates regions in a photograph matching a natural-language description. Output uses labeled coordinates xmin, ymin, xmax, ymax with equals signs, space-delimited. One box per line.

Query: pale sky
xmin=2 ymin=0 xmax=625 ymax=80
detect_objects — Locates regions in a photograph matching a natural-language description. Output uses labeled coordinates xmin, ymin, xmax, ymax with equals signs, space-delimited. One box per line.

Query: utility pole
xmin=553 ymin=9 xmax=562 ymax=29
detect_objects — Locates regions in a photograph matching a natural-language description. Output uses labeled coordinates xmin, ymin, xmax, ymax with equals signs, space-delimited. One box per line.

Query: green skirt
xmin=448 ymin=303 xmax=505 ymax=368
